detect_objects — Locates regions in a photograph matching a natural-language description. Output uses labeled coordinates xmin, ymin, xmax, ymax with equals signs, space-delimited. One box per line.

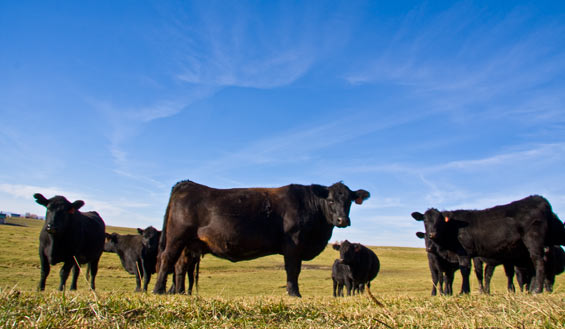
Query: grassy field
xmin=1 ymin=217 xmax=564 ymax=328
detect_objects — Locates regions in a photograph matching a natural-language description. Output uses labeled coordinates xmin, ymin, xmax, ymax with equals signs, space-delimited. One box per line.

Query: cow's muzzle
xmin=336 ymin=217 xmax=350 ymax=227
xmin=46 ymin=225 xmax=56 ymax=234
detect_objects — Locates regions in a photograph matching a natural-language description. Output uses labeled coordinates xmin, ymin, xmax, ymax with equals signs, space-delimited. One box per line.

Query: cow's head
xmin=138 ymin=226 xmax=161 ymax=253
xmin=411 ymin=208 xmax=447 ymax=241
xmin=416 ymin=231 xmax=437 ymax=253
xmin=315 ymin=182 xmax=370 ymax=227
xmin=333 ymin=240 xmax=362 ymax=265
xmin=34 ymin=193 xmax=84 ymax=236
xmin=104 ymin=233 xmax=119 ymax=252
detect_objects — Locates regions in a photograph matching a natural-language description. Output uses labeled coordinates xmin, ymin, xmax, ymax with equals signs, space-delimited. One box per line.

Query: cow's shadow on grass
xmin=2 ymin=222 xmax=27 ymax=227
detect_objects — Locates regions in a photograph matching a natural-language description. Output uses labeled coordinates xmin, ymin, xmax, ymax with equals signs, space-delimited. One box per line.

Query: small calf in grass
xmin=333 ymin=241 xmax=381 ymax=305
xmin=104 ymin=226 xmax=160 ymax=292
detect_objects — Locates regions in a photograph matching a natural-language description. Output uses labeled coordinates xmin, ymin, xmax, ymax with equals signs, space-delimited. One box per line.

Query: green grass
xmin=1 ymin=217 xmax=564 ymax=328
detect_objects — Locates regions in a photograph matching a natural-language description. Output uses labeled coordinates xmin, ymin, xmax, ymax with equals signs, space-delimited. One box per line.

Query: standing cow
xmin=153 ymin=180 xmax=370 ymax=297
xmin=35 ymin=193 xmax=105 ymax=291
xmin=104 ymin=226 xmax=161 ymax=292
xmin=333 ymin=240 xmax=380 ymax=299
xmin=416 ymin=232 xmax=460 ymax=295
xmin=331 ymin=259 xmax=354 ymax=297
xmin=412 ymin=195 xmax=565 ymax=293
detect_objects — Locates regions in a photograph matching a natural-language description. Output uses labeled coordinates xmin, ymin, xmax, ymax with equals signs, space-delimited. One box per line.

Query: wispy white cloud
xmin=165 ymin=2 xmax=353 ymax=90
xmin=344 ymin=3 xmax=565 ymax=125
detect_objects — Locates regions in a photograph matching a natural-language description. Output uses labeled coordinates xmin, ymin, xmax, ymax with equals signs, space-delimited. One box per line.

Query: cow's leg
xmin=439 ymin=271 xmax=445 ymax=295
xmin=283 ymin=252 xmax=302 ymax=297
xmin=345 ymin=278 xmax=353 ymax=296
xmin=445 ymin=270 xmax=455 ymax=296
xmin=515 ymin=267 xmax=526 ymax=292
xmin=59 ymin=261 xmax=74 ymax=291
xmin=473 ymin=258 xmax=485 ymax=293
xmin=89 ymin=258 xmax=99 ymax=290
xmin=141 ymin=260 xmax=152 ymax=292
xmin=175 ymin=267 xmax=187 ymax=294
xmin=430 ymin=267 xmax=439 ymax=296
xmin=332 ymin=279 xmax=337 ymax=297
xmin=544 ymin=275 xmax=555 ymax=293
xmin=484 ymin=264 xmax=495 ymax=294
xmin=186 ymin=259 xmax=197 ymax=295
xmin=503 ymin=263 xmax=515 ymax=292
xmin=69 ymin=263 xmax=80 ymax=290
xmin=134 ymin=263 xmax=142 ymax=292
xmin=153 ymin=237 xmax=185 ymax=294
xmin=458 ymin=257 xmax=471 ymax=294
xmin=524 ymin=239 xmax=545 ymax=293
xmin=38 ymin=250 xmax=50 ymax=291
xmin=133 ymin=260 xmax=142 ymax=292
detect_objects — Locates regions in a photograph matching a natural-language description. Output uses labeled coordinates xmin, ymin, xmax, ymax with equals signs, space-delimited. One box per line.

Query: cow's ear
xmin=332 ymin=242 xmax=340 ymax=251
xmin=442 ymin=211 xmax=453 ymax=223
xmin=71 ymin=200 xmax=85 ymax=211
xmin=34 ymin=193 xmax=49 ymax=207
xmin=137 ymin=228 xmax=144 ymax=235
xmin=416 ymin=232 xmax=426 ymax=239
xmin=352 ymin=189 xmax=370 ymax=205
xmin=312 ymin=184 xmax=329 ymax=199
xmin=412 ymin=212 xmax=424 ymax=221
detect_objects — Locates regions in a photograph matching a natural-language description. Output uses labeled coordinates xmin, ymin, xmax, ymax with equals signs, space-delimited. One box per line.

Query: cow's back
xmin=165 ymin=182 xmax=294 ymax=260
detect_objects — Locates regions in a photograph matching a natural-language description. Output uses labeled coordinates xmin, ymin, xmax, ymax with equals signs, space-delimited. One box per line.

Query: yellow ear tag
xmin=444 ymin=216 xmax=449 ymax=223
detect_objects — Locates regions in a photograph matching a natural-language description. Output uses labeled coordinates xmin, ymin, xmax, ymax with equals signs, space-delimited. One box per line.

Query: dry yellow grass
xmin=1 ymin=216 xmax=564 ymax=328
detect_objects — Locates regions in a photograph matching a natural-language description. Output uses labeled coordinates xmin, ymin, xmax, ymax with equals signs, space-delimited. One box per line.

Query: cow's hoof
xmin=288 ymin=291 xmax=302 ymax=298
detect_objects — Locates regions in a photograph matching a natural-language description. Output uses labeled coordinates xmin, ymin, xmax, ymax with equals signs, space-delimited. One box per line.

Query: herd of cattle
xmin=32 ymin=180 xmax=565 ymax=297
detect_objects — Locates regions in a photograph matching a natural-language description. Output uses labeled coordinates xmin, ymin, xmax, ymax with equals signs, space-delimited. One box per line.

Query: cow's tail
xmin=365 ymin=282 xmax=384 ymax=307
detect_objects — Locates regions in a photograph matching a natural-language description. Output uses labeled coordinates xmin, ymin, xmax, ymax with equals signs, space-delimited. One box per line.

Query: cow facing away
xmin=412 ymin=195 xmax=565 ymax=293
xmin=35 ymin=193 xmax=105 ymax=291
xmin=104 ymin=226 xmax=161 ymax=292
xmin=153 ymin=180 xmax=370 ymax=297
xmin=333 ymin=240 xmax=380 ymax=300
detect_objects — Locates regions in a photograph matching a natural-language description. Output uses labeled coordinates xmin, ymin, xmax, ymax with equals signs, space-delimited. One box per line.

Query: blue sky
xmin=1 ymin=1 xmax=564 ymax=247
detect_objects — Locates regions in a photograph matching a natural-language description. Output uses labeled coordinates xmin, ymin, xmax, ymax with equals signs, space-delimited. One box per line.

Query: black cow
xmin=104 ymin=226 xmax=161 ymax=292
xmin=167 ymin=247 xmax=201 ymax=295
xmin=333 ymin=240 xmax=380 ymax=299
xmin=35 ymin=193 xmax=105 ymax=291
xmin=153 ymin=180 xmax=370 ymax=297
xmin=412 ymin=195 xmax=565 ymax=293
xmin=416 ymin=232 xmax=459 ymax=295
xmin=516 ymin=246 xmax=565 ymax=292
xmin=331 ymin=259 xmax=354 ymax=297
